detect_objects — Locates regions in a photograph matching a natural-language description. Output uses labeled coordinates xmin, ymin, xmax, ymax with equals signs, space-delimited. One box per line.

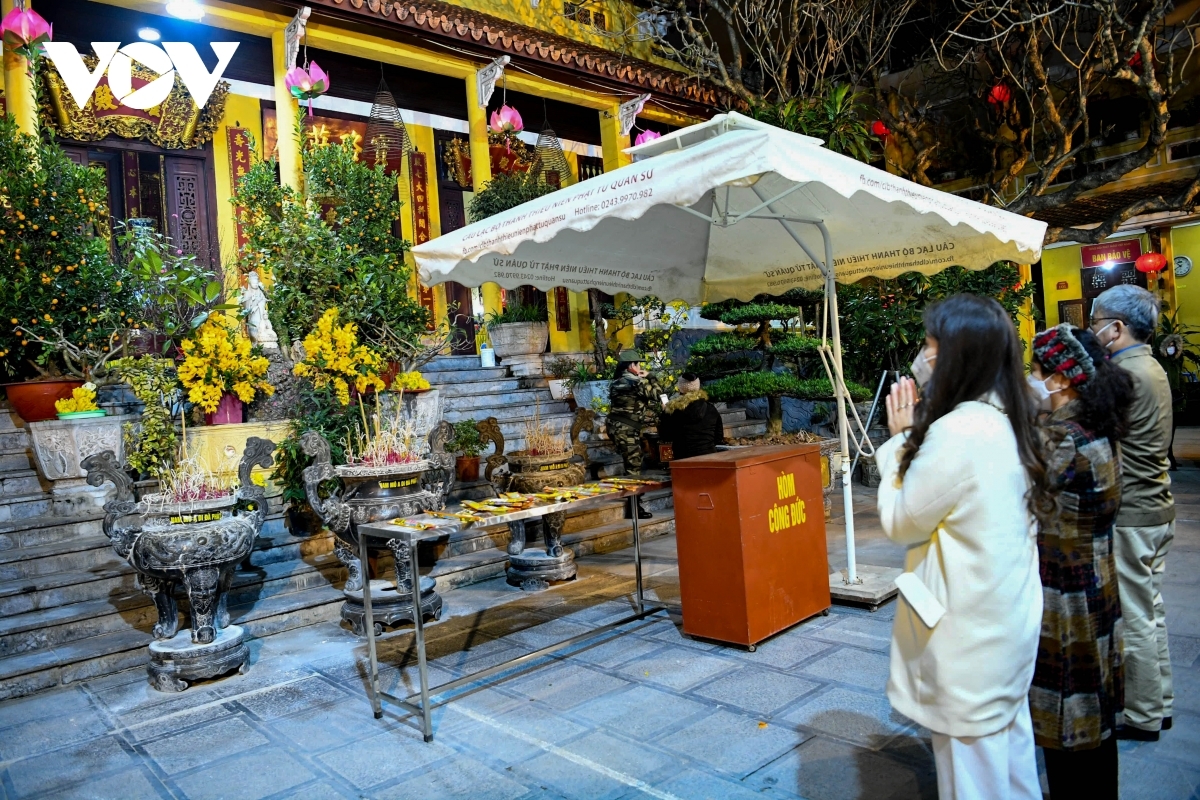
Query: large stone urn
xmin=571 ymin=380 xmax=610 ymax=412
xmin=300 ymin=422 xmax=454 ymax=637
xmin=81 ymin=438 xmax=276 ymax=692
xmin=490 ymin=408 xmax=595 ymax=589
xmin=29 ymin=414 xmax=134 ymax=515
xmin=488 ymin=322 xmax=548 ymax=377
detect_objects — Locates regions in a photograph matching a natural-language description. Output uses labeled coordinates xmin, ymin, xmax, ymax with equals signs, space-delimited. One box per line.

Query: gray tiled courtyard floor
xmin=2 ymin=464 xmax=1200 ymax=799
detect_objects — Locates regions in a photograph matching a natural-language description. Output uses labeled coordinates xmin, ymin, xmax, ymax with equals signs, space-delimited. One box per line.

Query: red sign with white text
xmin=1081 ymin=239 xmax=1142 ymax=268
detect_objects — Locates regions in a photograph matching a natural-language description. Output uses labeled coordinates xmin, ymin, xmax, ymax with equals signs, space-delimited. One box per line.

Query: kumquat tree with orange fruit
xmin=0 ymin=116 xmax=141 ymax=381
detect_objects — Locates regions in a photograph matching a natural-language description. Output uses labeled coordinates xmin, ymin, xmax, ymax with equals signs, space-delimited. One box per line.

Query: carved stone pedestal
xmin=148 ymin=625 xmax=250 ymax=692
xmin=28 ymin=414 xmax=133 ymax=514
xmin=340 ymin=577 xmax=443 ymax=637
xmin=507 ymin=548 xmax=577 ymax=591
xmin=506 ymin=515 xmax=576 ymax=590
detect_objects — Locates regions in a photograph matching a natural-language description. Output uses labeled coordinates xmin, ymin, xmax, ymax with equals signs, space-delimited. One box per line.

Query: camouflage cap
xmin=617 ymin=349 xmax=646 ymax=362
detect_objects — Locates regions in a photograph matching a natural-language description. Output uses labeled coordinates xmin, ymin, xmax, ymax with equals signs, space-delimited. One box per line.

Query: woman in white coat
xmin=877 ymin=294 xmax=1051 ymax=800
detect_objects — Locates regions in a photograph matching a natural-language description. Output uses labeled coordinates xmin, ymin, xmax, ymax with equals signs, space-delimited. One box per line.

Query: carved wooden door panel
xmin=163 ymin=156 xmax=217 ymax=269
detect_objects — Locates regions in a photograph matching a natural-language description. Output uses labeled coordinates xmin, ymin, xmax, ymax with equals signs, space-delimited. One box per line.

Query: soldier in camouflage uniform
xmin=606 ymin=351 xmax=664 ymax=518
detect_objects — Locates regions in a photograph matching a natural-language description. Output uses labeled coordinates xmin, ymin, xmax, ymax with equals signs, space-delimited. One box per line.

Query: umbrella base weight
xmin=829 ymin=565 xmax=902 ymax=611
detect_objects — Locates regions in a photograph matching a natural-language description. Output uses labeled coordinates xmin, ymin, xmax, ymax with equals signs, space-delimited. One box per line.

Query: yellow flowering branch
xmin=293 ymin=308 xmax=385 ymax=405
xmin=177 ymin=312 xmax=275 ymax=413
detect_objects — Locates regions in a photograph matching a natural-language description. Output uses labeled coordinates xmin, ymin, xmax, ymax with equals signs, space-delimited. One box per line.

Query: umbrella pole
xmin=820 ymin=227 xmax=859 ymax=585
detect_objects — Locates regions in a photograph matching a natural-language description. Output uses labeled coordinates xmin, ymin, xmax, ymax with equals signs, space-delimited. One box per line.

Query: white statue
xmin=241 ymin=271 xmax=279 ymax=349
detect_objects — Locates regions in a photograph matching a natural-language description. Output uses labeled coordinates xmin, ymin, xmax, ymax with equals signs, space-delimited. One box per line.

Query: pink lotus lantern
xmin=634 ymin=129 xmax=662 ymax=146
xmin=489 ymin=105 xmax=523 ymax=133
xmin=285 ymin=61 xmax=329 ymax=117
xmin=1 ymin=7 xmax=51 ymax=62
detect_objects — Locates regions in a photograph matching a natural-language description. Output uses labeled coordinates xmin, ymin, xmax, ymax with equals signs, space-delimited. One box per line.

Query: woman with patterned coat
xmin=1029 ymin=324 xmax=1133 ymax=798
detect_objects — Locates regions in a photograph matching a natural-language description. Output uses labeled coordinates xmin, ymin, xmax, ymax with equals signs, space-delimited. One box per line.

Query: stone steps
xmin=425 ymin=355 xmax=484 ymax=371
xmin=441 ymin=401 xmax=572 ymax=425
xmin=437 ymin=377 xmax=526 ymax=398
xmin=0 ymin=484 xmax=676 ymax=700
xmin=0 ymin=446 xmax=35 ymax=473
xmin=0 ymin=551 xmax=346 ymax=659
xmin=422 ymin=367 xmax=508 ymax=384
xmin=0 ymin=511 xmax=103 ymax=550
xmin=0 ymin=490 xmax=53 ymax=523
xmin=441 ymin=388 xmax=559 ymax=413
xmin=0 ymin=581 xmax=349 ymax=701
xmin=0 ymin=427 xmax=29 ymax=453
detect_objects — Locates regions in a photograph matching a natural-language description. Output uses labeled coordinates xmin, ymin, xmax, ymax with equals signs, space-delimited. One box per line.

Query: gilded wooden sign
xmin=40 ymin=55 xmax=229 ymax=149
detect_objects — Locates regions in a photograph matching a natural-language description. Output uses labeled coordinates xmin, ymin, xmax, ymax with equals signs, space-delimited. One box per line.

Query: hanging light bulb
xmin=165 ymin=0 xmax=205 ymax=21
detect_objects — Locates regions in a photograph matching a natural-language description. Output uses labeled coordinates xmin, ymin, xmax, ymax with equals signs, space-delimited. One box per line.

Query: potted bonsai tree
xmin=448 ymin=419 xmax=483 ymax=483
xmin=545 ymin=355 xmax=578 ymax=401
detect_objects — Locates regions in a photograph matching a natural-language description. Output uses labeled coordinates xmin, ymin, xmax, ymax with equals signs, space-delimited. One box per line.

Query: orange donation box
xmin=670 ymin=443 xmax=830 ymax=647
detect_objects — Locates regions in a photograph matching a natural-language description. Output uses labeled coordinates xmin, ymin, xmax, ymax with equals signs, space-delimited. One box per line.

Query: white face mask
xmin=911 ymin=348 xmax=937 ymax=388
xmin=1093 ymin=320 xmax=1118 ymax=350
xmin=1027 ymin=373 xmax=1062 ymax=411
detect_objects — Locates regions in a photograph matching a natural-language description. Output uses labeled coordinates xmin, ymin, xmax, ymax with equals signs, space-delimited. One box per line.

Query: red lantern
xmin=987 ymin=83 xmax=1012 ymax=105
xmin=1128 ymin=52 xmax=1143 ymax=69
xmin=1136 ymin=252 xmax=1167 ymax=273
xmin=870 ymin=119 xmax=891 ymax=137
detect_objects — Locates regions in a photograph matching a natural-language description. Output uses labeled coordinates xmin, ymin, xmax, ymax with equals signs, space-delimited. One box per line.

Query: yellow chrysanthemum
xmin=177 ymin=312 xmax=275 ymax=413
xmin=55 ymin=385 xmax=99 ymax=413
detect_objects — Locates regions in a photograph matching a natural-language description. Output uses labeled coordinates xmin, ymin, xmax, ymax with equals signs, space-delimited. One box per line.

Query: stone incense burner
xmin=81 ymin=438 xmax=275 ymax=692
xmin=300 ymin=423 xmax=453 ymax=636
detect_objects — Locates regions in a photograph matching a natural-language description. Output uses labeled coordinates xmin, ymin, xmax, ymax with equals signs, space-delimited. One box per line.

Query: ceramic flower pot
xmin=454 ymin=454 xmax=480 ymax=483
xmin=205 ymin=394 xmax=244 ymax=425
xmin=4 ymin=379 xmax=84 ymax=423
xmin=547 ymin=379 xmax=571 ymax=400
xmin=488 ymin=322 xmax=548 ymax=359
xmin=571 ymin=380 xmax=610 ymax=411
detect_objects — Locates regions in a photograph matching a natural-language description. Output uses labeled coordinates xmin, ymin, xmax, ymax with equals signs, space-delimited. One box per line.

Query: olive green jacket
xmin=608 ymin=372 xmax=663 ymax=428
xmin=1112 ymin=344 xmax=1175 ymax=526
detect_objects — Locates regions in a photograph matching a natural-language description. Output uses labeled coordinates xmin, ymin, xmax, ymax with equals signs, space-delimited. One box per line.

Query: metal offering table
xmin=355 ymin=479 xmax=671 ymax=742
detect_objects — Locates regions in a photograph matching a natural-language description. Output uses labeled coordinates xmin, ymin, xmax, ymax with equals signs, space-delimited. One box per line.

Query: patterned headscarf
xmin=1032 ymin=323 xmax=1096 ymax=388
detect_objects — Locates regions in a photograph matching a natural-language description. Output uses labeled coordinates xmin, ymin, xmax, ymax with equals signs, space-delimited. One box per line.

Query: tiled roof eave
xmin=306 ymin=0 xmax=731 ymax=110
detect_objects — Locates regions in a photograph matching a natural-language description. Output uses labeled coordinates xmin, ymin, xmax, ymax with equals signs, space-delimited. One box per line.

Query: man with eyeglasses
xmin=1090 ymin=284 xmax=1175 ymax=742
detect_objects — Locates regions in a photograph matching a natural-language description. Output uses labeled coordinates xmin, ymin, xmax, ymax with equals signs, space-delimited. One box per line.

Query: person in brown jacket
xmin=1090 ymin=284 xmax=1175 ymax=741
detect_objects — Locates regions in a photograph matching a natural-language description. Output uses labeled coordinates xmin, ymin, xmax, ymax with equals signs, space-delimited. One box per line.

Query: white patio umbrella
xmin=413 ymin=111 xmax=1047 ymax=585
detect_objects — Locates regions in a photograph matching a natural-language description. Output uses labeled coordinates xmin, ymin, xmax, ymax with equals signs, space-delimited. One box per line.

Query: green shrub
xmin=706 ymin=371 xmax=870 ymax=404
xmin=448 ymin=420 xmax=484 ymax=458
xmin=468 ymin=171 xmax=556 ymax=221
xmin=485 ymin=301 xmax=547 ymax=326
xmin=233 ymin=136 xmax=430 ymax=363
